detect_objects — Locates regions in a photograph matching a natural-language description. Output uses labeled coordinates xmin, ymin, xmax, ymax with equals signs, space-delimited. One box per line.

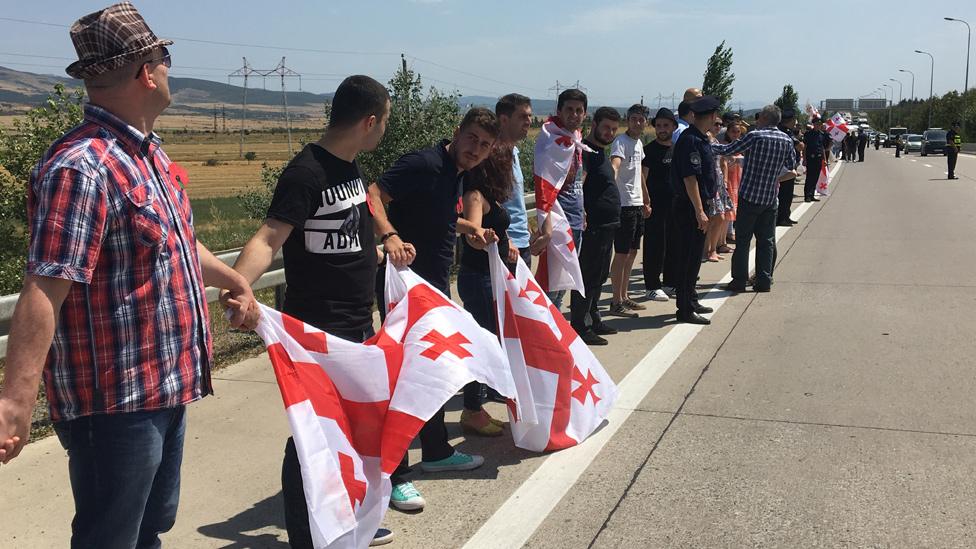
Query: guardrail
xmin=0 ymin=194 xmax=536 ymax=360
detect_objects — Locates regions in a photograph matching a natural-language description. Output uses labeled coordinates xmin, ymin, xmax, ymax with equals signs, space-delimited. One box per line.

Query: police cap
xmin=690 ymin=95 xmax=721 ymax=114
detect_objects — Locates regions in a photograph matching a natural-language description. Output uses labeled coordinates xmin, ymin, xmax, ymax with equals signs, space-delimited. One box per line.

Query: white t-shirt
xmin=610 ymin=133 xmax=646 ymax=206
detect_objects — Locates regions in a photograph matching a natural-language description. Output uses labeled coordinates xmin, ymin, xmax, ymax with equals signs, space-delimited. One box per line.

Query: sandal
xmin=460 ymin=409 xmax=504 ymax=437
xmin=716 ymin=245 xmax=734 ymax=254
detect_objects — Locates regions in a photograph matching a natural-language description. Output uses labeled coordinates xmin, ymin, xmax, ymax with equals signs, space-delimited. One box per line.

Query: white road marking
xmin=924 ymin=163 xmax=933 ymax=168
xmin=462 ymin=163 xmax=841 ymax=549
xmin=910 ymin=159 xmax=917 ymax=162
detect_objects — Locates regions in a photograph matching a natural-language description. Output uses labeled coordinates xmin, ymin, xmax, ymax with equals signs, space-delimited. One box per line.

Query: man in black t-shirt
xmin=227 ymin=75 xmax=398 ymax=548
xmin=366 ymin=108 xmax=499 ymax=489
xmin=570 ymin=107 xmax=621 ymax=345
xmin=641 ymin=108 xmax=679 ymax=302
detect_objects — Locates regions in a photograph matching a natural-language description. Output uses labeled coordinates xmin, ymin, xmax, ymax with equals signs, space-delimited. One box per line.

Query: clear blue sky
xmin=1 ymin=0 xmax=974 ymax=109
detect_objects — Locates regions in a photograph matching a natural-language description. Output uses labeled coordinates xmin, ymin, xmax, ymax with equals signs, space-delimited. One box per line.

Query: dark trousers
xmin=642 ymin=200 xmax=678 ymax=290
xmin=804 ymin=156 xmax=822 ymax=199
xmin=857 ymin=144 xmax=866 ymax=162
xmin=570 ymin=226 xmax=615 ymax=332
xmin=671 ymin=200 xmax=707 ymax=315
xmin=457 ymin=267 xmax=496 ymax=411
xmin=54 ymin=406 xmax=186 ymax=549
xmin=731 ymin=198 xmax=777 ymax=288
xmin=948 ymin=150 xmax=958 ymax=178
xmin=777 ymin=177 xmax=795 ymax=222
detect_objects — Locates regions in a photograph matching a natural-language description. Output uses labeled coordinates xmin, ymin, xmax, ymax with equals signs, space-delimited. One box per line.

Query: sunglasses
xmin=134 ymin=46 xmax=171 ymax=79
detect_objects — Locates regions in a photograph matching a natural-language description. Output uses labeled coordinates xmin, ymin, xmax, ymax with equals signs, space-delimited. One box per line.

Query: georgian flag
xmin=487 ymin=243 xmax=618 ymax=452
xmin=256 ymin=262 xmax=516 ymax=548
xmin=816 ymin=161 xmax=831 ymax=196
xmin=826 ymin=113 xmax=849 ymax=142
xmin=533 ymin=117 xmax=590 ymax=295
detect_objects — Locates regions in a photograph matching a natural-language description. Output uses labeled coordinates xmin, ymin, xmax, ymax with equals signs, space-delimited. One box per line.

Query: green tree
xmin=238 ymin=63 xmax=462 ymax=219
xmin=774 ymin=84 xmax=800 ymax=116
xmin=702 ymin=41 xmax=735 ymax=110
xmin=0 ymin=83 xmax=85 ymax=294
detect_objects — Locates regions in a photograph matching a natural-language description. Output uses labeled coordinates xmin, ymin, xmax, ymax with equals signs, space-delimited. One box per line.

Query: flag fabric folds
xmin=255 ymin=262 xmax=516 ymax=548
xmin=533 ymin=117 xmax=590 ymax=295
xmin=487 ymin=243 xmax=618 ymax=452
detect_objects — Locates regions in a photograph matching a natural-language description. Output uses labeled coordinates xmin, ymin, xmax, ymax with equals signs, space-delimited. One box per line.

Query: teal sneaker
xmin=419 ymin=450 xmax=485 ymax=473
xmin=390 ymin=481 xmax=425 ymax=511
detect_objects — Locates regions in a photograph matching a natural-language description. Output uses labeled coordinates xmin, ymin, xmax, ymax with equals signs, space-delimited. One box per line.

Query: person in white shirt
xmin=608 ymin=104 xmax=650 ymax=317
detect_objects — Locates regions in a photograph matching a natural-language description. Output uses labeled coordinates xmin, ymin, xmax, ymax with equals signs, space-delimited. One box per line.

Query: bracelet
xmin=380 ymin=232 xmax=399 ymax=243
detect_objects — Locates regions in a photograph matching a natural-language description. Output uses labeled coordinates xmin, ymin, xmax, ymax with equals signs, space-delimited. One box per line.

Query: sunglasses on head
xmin=134 ymin=46 xmax=171 ymax=79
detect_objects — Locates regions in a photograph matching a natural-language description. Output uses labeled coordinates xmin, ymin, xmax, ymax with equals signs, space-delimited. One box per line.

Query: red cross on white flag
xmin=826 ymin=113 xmax=849 ymax=142
xmin=488 ymin=243 xmax=618 ymax=452
xmin=256 ymin=262 xmax=516 ymax=548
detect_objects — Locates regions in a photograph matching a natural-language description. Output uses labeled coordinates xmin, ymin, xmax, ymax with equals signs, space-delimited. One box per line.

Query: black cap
xmin=952 ymin=120 xmax=961 ymax=127
xmin=690 ymin=95 xmax=721 ymax=114
xmin=782 ymin=109 xmax=796 ymax=120
xmin=722 ymin=111 xmax=741 ymax=122
xmin=651 ymin=107 xmax=676 ymax=125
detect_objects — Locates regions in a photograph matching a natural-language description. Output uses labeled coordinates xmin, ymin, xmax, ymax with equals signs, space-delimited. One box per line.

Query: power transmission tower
xmin=228 ymin=57 xmax=257 ymax=159
xmin=212 ymin=105 xmax=218 ymax=134
xmin=221 ymin=105 xmax=226 ymax=133
xmin=264 ymin=57 xmax=302 ymax=156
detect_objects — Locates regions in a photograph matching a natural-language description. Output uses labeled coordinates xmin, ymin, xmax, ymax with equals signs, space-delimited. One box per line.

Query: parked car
xmin=921 ymin=129 xmax=947 ymax=156
xmin=902 ymin=134 xmax=922 ymax=153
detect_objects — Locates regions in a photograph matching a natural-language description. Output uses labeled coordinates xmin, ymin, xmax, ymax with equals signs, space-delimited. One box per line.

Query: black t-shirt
xmin=378 ymin=139 xmax=462 ymax=292
xmin=804 ymin=129 xmax=825 ymax=157
xmin=581 ymin=138 xmax=620 ymax=229
xmin=671 ymin=125 xmax=718 ymax=205
xmin=642 ymin=140 xmax=674 ymax=209
xmin=266 ymin=143 xmax=376 ymax=332
xmin=459 ymin=186 xmax=510 ymax=273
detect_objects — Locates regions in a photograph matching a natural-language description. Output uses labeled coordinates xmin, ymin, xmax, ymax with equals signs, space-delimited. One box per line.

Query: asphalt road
xmin=2 ymin=148 xmax=975 ymax=548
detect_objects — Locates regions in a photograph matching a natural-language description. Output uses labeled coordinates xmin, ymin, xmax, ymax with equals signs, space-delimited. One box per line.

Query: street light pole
xmin=899 ymin=69 xmax=915 ymax=100
xmin=889 ymin=78 xmax=903 ymax=103
xmin=915 ymin=50 xmax=935 ymax=128
xmin=945 ymin=17 xmax=971 ymax=92
xmin=882 ymin=83 xmax=893 ymax=129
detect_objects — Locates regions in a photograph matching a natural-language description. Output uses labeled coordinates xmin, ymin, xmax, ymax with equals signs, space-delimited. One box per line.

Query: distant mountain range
xmin=0 ymin=65 xmax=764 ymax=119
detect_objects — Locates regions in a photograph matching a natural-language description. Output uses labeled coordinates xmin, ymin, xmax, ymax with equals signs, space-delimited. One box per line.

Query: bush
xmin=203 ymin=157 xmax=221 ymax=166
xmin=0 ymin=84 xmax=85 ymax=294
xmin=244 ymin=151 xmax=257 ymax=163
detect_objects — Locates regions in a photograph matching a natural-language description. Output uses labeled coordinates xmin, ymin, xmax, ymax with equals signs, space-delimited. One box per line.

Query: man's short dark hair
xmin=459 ymin=106 xmax=500 ymax=138
xmin=677 ymin=101 xmax=691 ymax=118
xmin=593 ymin=106 xmax=621 ymax=125
xmin=496 ymin=93 xmax=531 ymax=118
xmin=627 ymin=104 xmax=650 ymax=119
xmin=328 ymin=75 xmax=390 ymax=129
xmin=557 ymin=88 xmax=588 ymax=112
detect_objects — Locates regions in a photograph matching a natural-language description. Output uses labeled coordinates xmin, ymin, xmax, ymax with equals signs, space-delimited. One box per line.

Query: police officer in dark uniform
xmin=947 ymin=121 xmax=962 ymax=179
xmin=776 ymin=110 xmax=800 ymax=225
xmin=803 ymin=117 xmax=826 ymax=202
xmin=671 ymin=95 xmax=720 ymax=325
xmin=857 ymin=128 xmax=868 ymax=162
xmin=874 ymin=132 xmax=881 ymax=150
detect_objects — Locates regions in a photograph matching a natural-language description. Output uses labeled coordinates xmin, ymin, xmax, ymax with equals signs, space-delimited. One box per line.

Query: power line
xmin=406 ymin=54 xmax=545 ymax=94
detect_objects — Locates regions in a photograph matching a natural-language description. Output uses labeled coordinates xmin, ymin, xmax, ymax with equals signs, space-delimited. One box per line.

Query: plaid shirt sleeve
xmin=28 ymin=166 xmax=108 ymax=284
xmin=712 ymin=131 xmax=755 ymax=156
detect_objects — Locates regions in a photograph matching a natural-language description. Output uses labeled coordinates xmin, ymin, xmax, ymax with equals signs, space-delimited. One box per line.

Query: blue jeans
xmin=548 ymin=228 xmax=583 ymax=308
xmin=54 ymin=407 xmax=186 ymax=549
xmin=731 ymin=198 xmax=777 ymax=287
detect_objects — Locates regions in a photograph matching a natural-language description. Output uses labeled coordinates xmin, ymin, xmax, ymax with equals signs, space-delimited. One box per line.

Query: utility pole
xmin=401 ymin=52 xmax=408 ymax=73
xmin=228 ymin=57 xmax=257 ymax=159
xmin=221 ymin=105 xmax=226 ymax=133
xmin=212 ymin=105 xmax=218 ymax=134
xmin=266 ymin=57 xmax=302 ymax=156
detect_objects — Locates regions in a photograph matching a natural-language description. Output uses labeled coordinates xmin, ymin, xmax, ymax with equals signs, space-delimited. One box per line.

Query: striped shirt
xmin=712 ymin=127 xmax=798 ymax=206
xmin=27 ymin=104 xmax=213 ymax=422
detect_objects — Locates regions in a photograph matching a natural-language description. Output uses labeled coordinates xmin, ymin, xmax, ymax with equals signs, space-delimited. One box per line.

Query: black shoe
xmin=693 ymin=304 xmax=714 ymax=314
xmin=677 ymin=312 xmax=711 ymax=325
xmin=592 ymin=323 xmax=618 ymax=336
xmin=578 ymin=329 xmax=609 ymax=346
xmin=811 ymin=197 xmax=821 ymax=202
xmin=776 ymin=220 xmax=792 ymax=227
xmin=753 ymin=284 xmax=771 ymax=293
xmin=371 ymin=528 xmax=395 ymax=546
xmin=949 ymin=176 xmax=959 ymax=180
xmin=485 ymin=387 xmax=508 ymax=404
xmin=804 ymin=198 xmax=812 ymax=203
xmin=725 ymin=280 xmax=747 ymax=293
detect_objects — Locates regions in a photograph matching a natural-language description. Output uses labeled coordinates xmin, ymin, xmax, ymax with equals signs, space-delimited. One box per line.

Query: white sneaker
xmin=662 ymin=286 xmax=677 ymax=298
xmin=644 ymin=289 xmax=669 ymax=302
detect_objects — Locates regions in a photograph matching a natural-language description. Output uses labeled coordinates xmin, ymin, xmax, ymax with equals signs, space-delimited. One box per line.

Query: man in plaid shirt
xmin=0 ymin=4 xmax=257 ymax=547
xmin=712 ymin=105 xmax=798 ymax=293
